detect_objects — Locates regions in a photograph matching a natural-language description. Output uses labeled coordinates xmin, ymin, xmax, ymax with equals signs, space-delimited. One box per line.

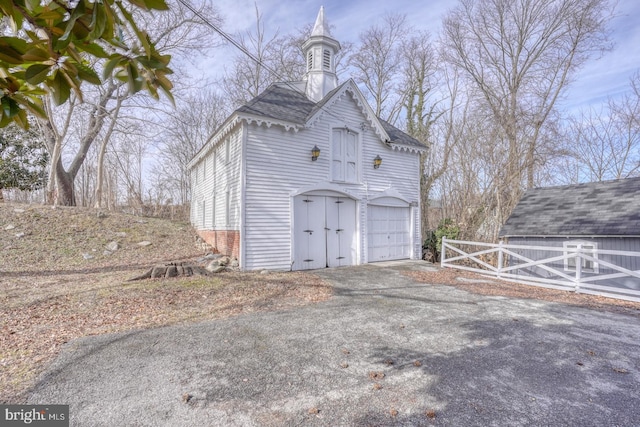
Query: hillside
xmin=0 ymin=203 xmax=331 ymax=403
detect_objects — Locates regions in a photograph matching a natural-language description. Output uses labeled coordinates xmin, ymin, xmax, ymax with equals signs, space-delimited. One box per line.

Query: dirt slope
xmin=0 ymin=203 xmax=330 ymax=403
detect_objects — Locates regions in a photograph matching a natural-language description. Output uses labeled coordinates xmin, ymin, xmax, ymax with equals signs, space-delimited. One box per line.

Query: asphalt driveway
xmin=28 ymin=261 xmax=640 ymax=426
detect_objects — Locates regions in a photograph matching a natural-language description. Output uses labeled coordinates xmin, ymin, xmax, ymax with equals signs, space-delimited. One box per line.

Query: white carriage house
xmin=188 ymin=7 xmax=427 ymax=271
xmin=499 ymin=177 xmax=640 ymax=293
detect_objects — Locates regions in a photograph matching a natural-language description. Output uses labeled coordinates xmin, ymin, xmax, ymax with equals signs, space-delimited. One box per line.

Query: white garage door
xmin=293 ymin=195 xmax=357 ymax=270
xmin=368 ymin=205 xmax=411 ymax=262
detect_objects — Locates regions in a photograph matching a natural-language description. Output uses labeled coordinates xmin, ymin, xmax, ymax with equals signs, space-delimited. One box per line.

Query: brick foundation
xmin=197 ymin=229 xmax=240 ymax=260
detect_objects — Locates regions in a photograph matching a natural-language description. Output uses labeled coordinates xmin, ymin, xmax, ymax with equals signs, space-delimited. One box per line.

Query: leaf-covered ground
xmin=405 ymin=268 xmax=640 ymax=317
xmin=0 ymin=203 xmax=331 ymax=403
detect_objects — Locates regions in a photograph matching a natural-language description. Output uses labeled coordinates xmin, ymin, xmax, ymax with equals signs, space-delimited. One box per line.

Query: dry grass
xmin=0 ymin=203 xmax=331 ymax=403
xmin=405 ymin=268 xmax=640 ymax=317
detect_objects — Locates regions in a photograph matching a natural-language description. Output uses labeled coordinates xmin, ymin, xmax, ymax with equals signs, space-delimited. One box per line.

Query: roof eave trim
xmin=390 ymin=143 xmax=427 ymax=154
xmin=188 ymin=115 xmax=241 ymax=169
xmin=238 ymin=113 xmax=303 ymax=132
xmin=188 ymin=112 xmax=304 ymax=169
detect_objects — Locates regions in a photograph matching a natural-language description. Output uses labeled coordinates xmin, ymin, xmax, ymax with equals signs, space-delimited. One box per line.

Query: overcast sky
xmin=210 ymin=0 xmax=640 ymax=113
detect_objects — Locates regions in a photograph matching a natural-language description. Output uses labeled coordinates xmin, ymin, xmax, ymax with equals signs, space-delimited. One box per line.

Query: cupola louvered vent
xmin=323 ymin=49 xmax=331 ymax=70
xmin=307 ymin=51 xmax=313 ymax=71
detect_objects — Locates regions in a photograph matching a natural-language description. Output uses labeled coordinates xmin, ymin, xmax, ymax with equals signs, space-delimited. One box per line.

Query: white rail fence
xmin=441 ymin=238 xmax=640 ymax=303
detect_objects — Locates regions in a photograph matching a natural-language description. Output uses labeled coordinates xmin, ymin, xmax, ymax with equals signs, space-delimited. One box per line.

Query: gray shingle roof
xmin=235 ymin=83 xmax=426 ymax=150
xmin=499 ymin=177 xmax=640 ymax=237
xmin=236 ymin=84 xmax=315 ymax=125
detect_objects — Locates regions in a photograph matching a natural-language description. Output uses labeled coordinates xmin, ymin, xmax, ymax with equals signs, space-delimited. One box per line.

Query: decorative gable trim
xmin=389 ymin=144 xmax=424 ymax=154
xmin=306 ymin=79 xmax=390 ymax=143
xmin=239 ymin=113 xmax=302 ymax=133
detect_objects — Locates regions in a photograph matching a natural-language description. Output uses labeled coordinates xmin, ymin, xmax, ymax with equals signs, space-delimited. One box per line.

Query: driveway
xmin=28 ymin=261 xmax=640 ymax=426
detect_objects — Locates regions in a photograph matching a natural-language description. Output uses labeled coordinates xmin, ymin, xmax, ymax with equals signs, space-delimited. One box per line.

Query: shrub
xmin=424 ymin=218 xmax=460 ymax=261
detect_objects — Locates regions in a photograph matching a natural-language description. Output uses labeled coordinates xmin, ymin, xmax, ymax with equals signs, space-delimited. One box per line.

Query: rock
xmin=4 ymin=224 xmax=15 ymax=230
xmin=230 ymin=258 xmax=239 ymax=268
xmin=191 ymin=266 xmax=211 ymax=276
xmin=137 ymin=241 xmax=152 ymax=247
xmin=198 ymin=253 xmax=223 ymax=262
xmin=15 ymin=232 xmax=25 ymax=238
xmin=115 ymin=232 xmax=127 ymax=238
xmin=218 ymin=256 xmax=230 ymax=266
xmin=209 ymin=265 xmax=226 ymax=273
xmin=82 ymin=253 xmax=94 ymax=260
xmin=103 ymin=250 xmax=113 ymax=256
xmin=205 ymin=260 xmax=224 ymax=272
xmin=13 ymin=208 xmax=25 ymax=213
xmin=260 ymin=270 xmax=270 ymax=275
xmin=106 ymin=241 xmax=119 ymax=252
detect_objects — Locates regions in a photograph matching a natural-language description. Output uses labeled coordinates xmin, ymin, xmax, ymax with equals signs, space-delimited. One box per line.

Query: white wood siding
xmin=190 ymin=127 xmax=243 ymax=232
xmin=243 ymin=92 xmax=422 ymax=270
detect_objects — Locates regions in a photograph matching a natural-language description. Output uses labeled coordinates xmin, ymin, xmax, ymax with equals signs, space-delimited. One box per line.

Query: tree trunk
xmin=95 ymin=96 xmax=122 ymax=209
xmin=55 ymin=156 xmax=76 ymax=206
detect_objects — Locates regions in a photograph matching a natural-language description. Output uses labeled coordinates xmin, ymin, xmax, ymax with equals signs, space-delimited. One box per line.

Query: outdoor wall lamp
xmin=311 ymin=145 xmax=320 ymax=161
xmin=373 ymin=155 xmax=382 ymax=169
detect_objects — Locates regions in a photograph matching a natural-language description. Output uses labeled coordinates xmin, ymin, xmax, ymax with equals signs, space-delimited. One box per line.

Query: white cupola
xmin=302 ymin=6 xmax=341 ymax=102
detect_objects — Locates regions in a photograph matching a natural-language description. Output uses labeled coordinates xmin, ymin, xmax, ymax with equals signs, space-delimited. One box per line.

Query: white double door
xmin=293 ymin=195 xmax=357 ymax=270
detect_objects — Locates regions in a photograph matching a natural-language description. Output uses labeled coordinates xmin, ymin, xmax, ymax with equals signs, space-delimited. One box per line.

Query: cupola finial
xmin=311 ymin=6 xmax=331 ymax=37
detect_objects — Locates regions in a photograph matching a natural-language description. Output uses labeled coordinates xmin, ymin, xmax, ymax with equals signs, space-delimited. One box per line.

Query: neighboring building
xmin=187 ymin=7 xmax=427 ymax=271
xmin=499 ymin=177 xmax=640 ymax=289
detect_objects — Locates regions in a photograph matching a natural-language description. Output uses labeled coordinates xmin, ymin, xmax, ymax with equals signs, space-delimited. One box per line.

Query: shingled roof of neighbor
xmin=236 ymin=82 xmax=426 ymax=150
xmin=499 ymin=177 xmax=640 ymax=237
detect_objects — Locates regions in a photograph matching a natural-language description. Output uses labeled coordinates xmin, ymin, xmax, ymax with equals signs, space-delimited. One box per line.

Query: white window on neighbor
xmin=331 ymin=127 xmax=358 ymax=183
xmin=563 ymin=241 xmax=599 ymax=273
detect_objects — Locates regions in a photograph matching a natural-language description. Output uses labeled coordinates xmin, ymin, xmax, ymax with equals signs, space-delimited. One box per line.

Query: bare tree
xmin=152 ymin=89 xmax=229 ymax=206
xmin=349 ymin=13 xmax=408 ymax=124
xmin=442 ymin=0 xmax=613 ymax=225
xmin=220 ymin=5 xmax=351 ymax=109
xmin=38 ymin=0 xmax=222 ymax=206
xmin=564 ymin=72 xmax=640 ymax=182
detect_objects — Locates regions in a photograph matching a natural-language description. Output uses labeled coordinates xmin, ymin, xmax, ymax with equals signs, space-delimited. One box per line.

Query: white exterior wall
xmin=243 ymin=91 xmax=421 ymax=270
xmin=190 ymin=126 xmax=243 ymax=231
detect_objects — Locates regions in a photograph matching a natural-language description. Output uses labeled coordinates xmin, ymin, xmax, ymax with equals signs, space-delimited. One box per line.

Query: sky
xmin=205 ymin=0 xmax=640 ymax=114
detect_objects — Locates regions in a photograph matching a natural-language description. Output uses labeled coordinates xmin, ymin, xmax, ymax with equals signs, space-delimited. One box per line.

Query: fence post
xmin=497 ymin=240 xmax=504 ymax=278
xmin=440 ymin=237 xmax=447 ymax=267
xmin=575 ymin=245 xmax=582 ymax=293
